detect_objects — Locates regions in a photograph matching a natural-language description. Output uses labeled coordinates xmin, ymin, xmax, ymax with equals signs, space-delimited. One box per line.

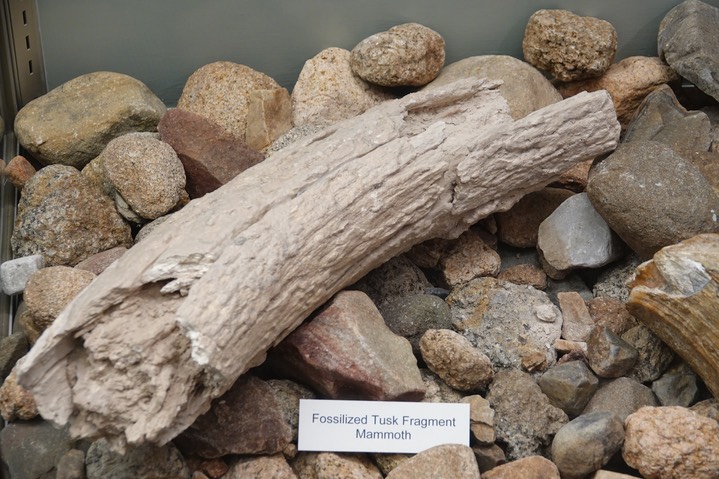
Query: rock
xmin=351 ymin=255 xmax=433 ymax=313
xmin=350 ymin=23 xmax=445 ymax=87
xmin=558 ymin=291 xmax=595 ymax=341
xmin=291 ymin=47 xmax=394 ymax=127
xmin=522 ymin=9 xmax=617 ymax=82
xmin=495 ymin=188 xmax=574 ymax=248
xmin=621 ymin=324 xmax=675 ymax=383
xmin=424 ymin=55 xmax=562 ymax=119
xmin=0 ymin=332 xmax=29 ymax=383
xmin=134 ymin=214 xmax=171 ymax=243
xmin=419 ymin=329 xmax=494 ymax=392
xmin=0 ymin=254 xmax=44 ymax=295
xmin=537 ymin=360 xmax=599 ymax=417
xmin=24 ymin=266 xmax=96 ymax=333
xmin=487 ymin=369 xmax=569 ymax=460
xmin=265 ymin=379 xmax=316 ymax=442
xmin=482 ymin=454 xmax=560 ymax=479
xmin=268 ymin=290 xmax=425 ymax=401
xmin=177 ymin=61 xmax=282 ymax=141
xmin=14 ymin=71 xmax=166 ymax=168
xmin=545 ymin=273 xmax=594 ymax=306
xmin=4 ymin=154 xmax=36 ymax=190
xmin=92 ymin=132 xmax=186 ymax=222
xmin=652 ymin=362 xmax=699 ymax=407
xmin=551 ymin=412 xmax=625 ymax=479
xmin=174 ymin=374 xmax=291 ymax=458
xmin=0 ymin=369 xmax=38 ymax=421
xmin=471 ymin=444 xmax=507 ymax=474
xmin=462 ymin=395 xmax=495 ymax=445
xmin=623 ymin=406 xmax=719 ymax=479
xmin=56 ymin=449 xmax=85 ymax=479
xmin=553 ymin=339 xmax=588 ymax=357
xmin=245 ymin=88 xmax=293 ymax=151
xmin=158 ymin=108 xmax=265 ymax=198
xmin=225 ymin=454 xmax=297 ymax=479
xmin=591 ymin=471 xmax=642 ymax=479
xmin=691 ymin=398 xmax=719 ymax=421
xmin=587 ymin=296 xmax=639 ymax=336
xmin=379 ymin=293 xmax=453 ymax=355
xmin=627 ymin=234 xmax=719 ymax=399
xmin=685 ymin=150 xmax=719 ymax=196
xmin=191 ymin=458 xmax=229 ymax=479
xmin=587 ymin=140 xmax=719 ymax=259
xmin=419 ymin=369 xmax=464 ymax=404
xmin=497 ymin=263 xmax=547 ymax=290
xmin=591 ymin=255 xmax=643 ymax=303
xmin=537 ymin=192 xmax=624 ymax=273
xmin=586 ymin=326 xmax=639 ymax=378
xmin=385 ymin=444 xmax=479 ymax=478
xmin=11 ymin=165 xmax=133 ymax=266
xmin=552 ymin=159 xmax=593 ymax=193
xmin=265 ymin=123 xmax=326 ymax=154
xmin=16 ymin=308 xmax=41 ymax=345
xmin=436 ymin=229 xmax=500 ymax=287
xmin=372 ymin=454 xmax=411 ymax=476
xmin=658 ymin=0 xmax=719 ymax=103
xmin=291 ymin=452 xmax=383 ymax=479
xmin=582 ymin=377 xmax=658 ymax=422
xmin=74 ymin=246 xmax=127 ymax=275
xmin=557 ymin=56 xmax=681 ymax=129
xmin=0 ymin=419 xmax=74 ymax=479
xmin=86 ymin=438 xmax=190 ymax=479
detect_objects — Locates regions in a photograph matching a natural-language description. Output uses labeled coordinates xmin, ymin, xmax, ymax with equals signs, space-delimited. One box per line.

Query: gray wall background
xmin=36 ymin=0 xmax=719 ymax=105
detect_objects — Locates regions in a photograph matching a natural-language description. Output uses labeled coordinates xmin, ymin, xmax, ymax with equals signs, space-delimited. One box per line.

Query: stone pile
xmin=1 ymin=1 xmax=719 ymax=478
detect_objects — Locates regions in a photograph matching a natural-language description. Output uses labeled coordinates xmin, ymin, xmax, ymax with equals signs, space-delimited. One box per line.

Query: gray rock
xmin=623 ymin=84 xmax=712 ymax=159
xmin=174 ymin=375 xmax=292 ymax=458
xmin=658 ymin=0 xmax=719 ymax=103
xmin=691 ymin=398 xmax=719 ymax=421
xmin=487 ymin=369 xmax=569 ymax=460
xmin=380 ymin=293 xmax=453 ymax=355
xmin=11 ymin=165 xmax=133 ymax=266
xmin=265 ymin=124 xmax=326 ymax=155
xmin=177 ymin=61 xmax=282 ymax=141
xmin=537 ymin=192 xmax=624 ymax=273
xmin=545 ymin=273 xmax=594 ymax=306
xmin=350 ymin=23 xmax=445 ymax=87
xmin=582 ymin=377 xmax=658 ymax=422
xmin=591 ymin=255 xmax=642 ymax=303
xmin=0 ymin=332 xmax=29 ymax=382
xmin=291 ymin=47 xmax=394 ymax=127
xmin=268 ymin=290 xmax=425 ymax=401
xmin=56 ymin=449 xmax=86 ymax=479
xmin=94 ymin=132 xmax=187 ymax=222
xmin=496 ymin=187 xmax=574 ymax=248
xmin=225 ymin=454 xmax=297 ymax=479
xmin=265 ymin=379 xmax=316 ymax=442
xmin=622 ymin=324 xmax=675 ymax=383
xmin=425 ymin=55 xmax=562 ymax=120
xmin=537 ymin=360 xmax=599 ymax=417
xmin=0 ymin=419 xmax=74 ymax=479
xmin=522 ymin=9 xmax=617 ymax=82
xmin=419 ymin=329 xmax=494 ymax=392
xmin=652 ymin=362 xmax=700 ymax=407
xmin=551 ymin=411 xmax=625 ymax=479
xmin=385 ymin=444 xmax=480 ymax=479
xmin=447 ymin=277 xmax=563 ymax=372
xmin=419 ymin=368 xmax=464 ymax=404
xmin=0 ymin=254 xmax=44 ymax=295
xmin=587 ymin=326 xmax=639 ymax=378
xmin=86 ymin=438 xmax=190 ymax=479
xmin=351 ymin=255 xmax=433 ymax=313
xmin=14 ymin=71 xmax=166 ymax=168
xmin=587 ymin=140 xmax=719 ymax=259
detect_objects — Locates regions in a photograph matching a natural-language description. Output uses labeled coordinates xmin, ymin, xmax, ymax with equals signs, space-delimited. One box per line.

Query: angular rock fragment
xmin=582 ymin=376 xmax=658 ymax=423
xmin=419 ymin=329 xmax=494 ymax=392
xmin=621 ymin=324 xmax=675 ymax=383
xmin=586 ymin=326 xmax=639 ymax=378
xmin=496 ymin=188 xmax=574 ymax=249
xmin=245 ymin=88 xmax=293 ymax=151
xmin=537 ymin=360 xmax=599 ymax=417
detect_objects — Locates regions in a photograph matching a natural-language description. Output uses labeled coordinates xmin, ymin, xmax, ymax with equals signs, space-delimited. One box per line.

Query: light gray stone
xmin=537 ymin=360 xmax=599 ymax=417
xmin=582 ymin=377 xmax=658 ymax=422
xmin=652 ymin=362 xmax=699 ymax=407
xmin=0 ymin=420 xmax=74 ymax=479
xmin=0 ymin=254 xmax=44 ymax=295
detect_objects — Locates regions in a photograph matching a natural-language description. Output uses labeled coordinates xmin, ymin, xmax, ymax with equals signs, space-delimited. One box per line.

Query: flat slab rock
xmin=15 ymin=78 xmax=619 ymax=449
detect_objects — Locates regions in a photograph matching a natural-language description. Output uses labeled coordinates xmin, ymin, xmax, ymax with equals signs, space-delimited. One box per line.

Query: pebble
xmin=386 ymin=444 xmax=479 ymax=478
xmin=551 ymin=412 xmax=624 ymax=479
xmin=586 ymin=296 xmax=639 ymax=336
xmin=621 ymin=324 xmax=675 ymax=383
xmin=482 ymin=455 xmax=560 ymax=479
xmin=582 ymin=377 xmax=658 ymax=422
xmin=586 ymin=326 xmax=639 ymax=378
xmin=496 ymin=187 xmax=574 ymax=248
xmin=350 ymin=23 xmax=445 ymax=87
xmin=291 ymin=47 xmax=394 ymax=127
xmin=380 ymin=293 xmax=453 ymax=355
xmin=56 ymin=448 xmax=86 ymax=479
xmin=496 ymin=263 xmax=547 ymax=290
xmin=0 ymin=420 xmax=74 ymax=479
xmin=436 ymin=229 xmax=500 ymax=287
xmin=350 ymin=255 xmax=432 ymax=313
xmin=74 ymin=246 xmax=127 ymax=275
xmin=0 ymin=369 xmax=38 ymax=421
xmin=0 ymin=254 xmax=44 ymax=295
xmin=472 ymin=444 xmax=507 ymax=474
xmin=291 ymin=452 xmax=383 ymax=479
xmin=224 ymin=454 xmax=296 ymax=479
xmin=419 ymin=329 xmax=494 ymax=392
xmin=522 ymin=9 xmax=617 ymax=81
xmin=537 ymin=360 xmax=599 ymax=418
xmin=86 ymin=438 xmax=190 ymax=479
xmin=623 ymin=406 xmax=719 ymax=479
xmin=558 ymin=291 xmax=595 ymax=342
xmin=0 ymin=332 xmax=28 ymax=383
xmin=651 ymin=362 xmax=700 ymax=407
xmin=3 ymin=154 xmax=36 ymax=190
xmin=462 ymin=395 xmax=495 ymax=445
xmin=244 ymin=87 xmax=293 ymax=150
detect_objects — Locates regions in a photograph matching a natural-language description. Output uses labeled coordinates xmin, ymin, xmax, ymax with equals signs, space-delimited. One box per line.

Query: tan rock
xmin=226 ymin=454 xmax=296 ymax=479
xmin=558 ymin=56 xmax=681 ymax=129
xmin=292 ymin=452 xmax=382 ymax=479
xmin=497 ymin=263 xmax=547 ymax=290
xmin=438 ymin=229 xmax=500 ymax=287
xmin=623 ymin=406 xmax=719 ymax=479
xmin=553 ymin=159 xmax=593 ymax=193
xmin=586 ymin=297 xmax=638 ymax=336
xmin=385 ymin=444 xmax=480 ymax=479
xmin=24 ymin=266 xmax=95 ymax=332
xmin=246 ymin=88 xmax=293 ymax=151
xmin=591 ymin=471 xmax=641 ymax=479
xmin=74 ymin=246 xmax=127 ymax=275
xmin=558 ymin=291 xmax=594 ymax=341
xmin=419 ymin=329 xmax=494 ymax=391
xmin=462 ymin=395 xmax=495 ymax=445
xmin=3 ymin=155 xmax=36 ymax=190
xmin=482 ymin=455 xmax=560 ymax=479
xmin=292 ymin=47 xmax=394 ymax=127
xmin=177 ymin=61 xmax=281 ymax=141
xmin=0 ymin=370 xmax=38 ymax=421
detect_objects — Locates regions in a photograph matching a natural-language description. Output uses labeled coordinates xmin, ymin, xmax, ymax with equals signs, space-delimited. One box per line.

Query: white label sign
xmin=298 ymin=399 xmax=470 ymax=454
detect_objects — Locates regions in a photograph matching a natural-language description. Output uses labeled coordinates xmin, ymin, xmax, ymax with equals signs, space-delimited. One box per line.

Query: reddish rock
xmin=158 ymin=108 xmax=265 ymax=198
xmin=438 ymin=229 xmax=500 ymax=286
xmin=74 ymin=246 xmax=127 ymax=275
xmin=587 ymin=296 xmax=639 ymax=336
xmin=268 ymin=290 xmax=425 ymax=401
xmin=482 ymin=455 xmax=560 ymax=479
xmin=3 ymin=155 xmax=36 ymax=190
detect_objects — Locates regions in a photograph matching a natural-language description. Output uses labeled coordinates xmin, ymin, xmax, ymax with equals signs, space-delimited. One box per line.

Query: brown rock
xmin=291 ymin=452 xmax=382 ymax=479
xmin=522 ymin=9 xmax=617 ymax=82
xmin=621 ymin=324 xmax=675 ymax=383
xmin=24 ymin=266 xmax=95 ymax=332
xmin=587 ymin=296 xmax=639 ymax=336
xmin=586 ymin=325 xmax=639 ymax=378
xmin=350 ymin=23 xmax=445 ymax=87
xmin=497 ymin=263 xmax=548 ymax=290
xmin=437 ymin=229 xmax=500 ymax=287
xmin=56 ymin=449 xmax=86 ymax=479
xmin=482 ymin=455 xmax=560 ymax=479
xmin=385 ymin=444 xmax=480 ymax=479
xmin=226 ymin=454 xmax=296 ymax=479
xmin=582 ymin=377 xmax=658 ymax=423
xmin=4 ymin=155 xmax=36 ymax=190
xmin=0 ymin=369 xmax=38 ymax=421
xmin=74 ymin=246 xmax=127 ymax=275
xmin=623 ymin=406 xmax=719 ymax=479
xmin=419 ymin=329 xmax=494 ymax=392
xmin=158 ymin=108 xmax=265 ymax=198
xmin=245 ymin=88 xmax=293 ymax=151
xmin=174 ymin=375 xmax=292 ymax=458
xmin=591 ymin=471 xmax=642 ymax=479
xmin=177 ymin=61 xmax=282 ymax=141
xmin=551 ymin=159 xmax=593 ymax=192
xmin=462 ymin=395 xmax=495 ymax=445
xmin=557 ymin=56 xmax=681 ymax=129
xmin=472 ymin=443 xmax=506 ymax=473
xmin=558 ymin=291 xmax=594 ymax=341
xmin=496 ymin=187 xmax=574 ymax=248
xmin=268 ymin=290 xmax=425 ymax=401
